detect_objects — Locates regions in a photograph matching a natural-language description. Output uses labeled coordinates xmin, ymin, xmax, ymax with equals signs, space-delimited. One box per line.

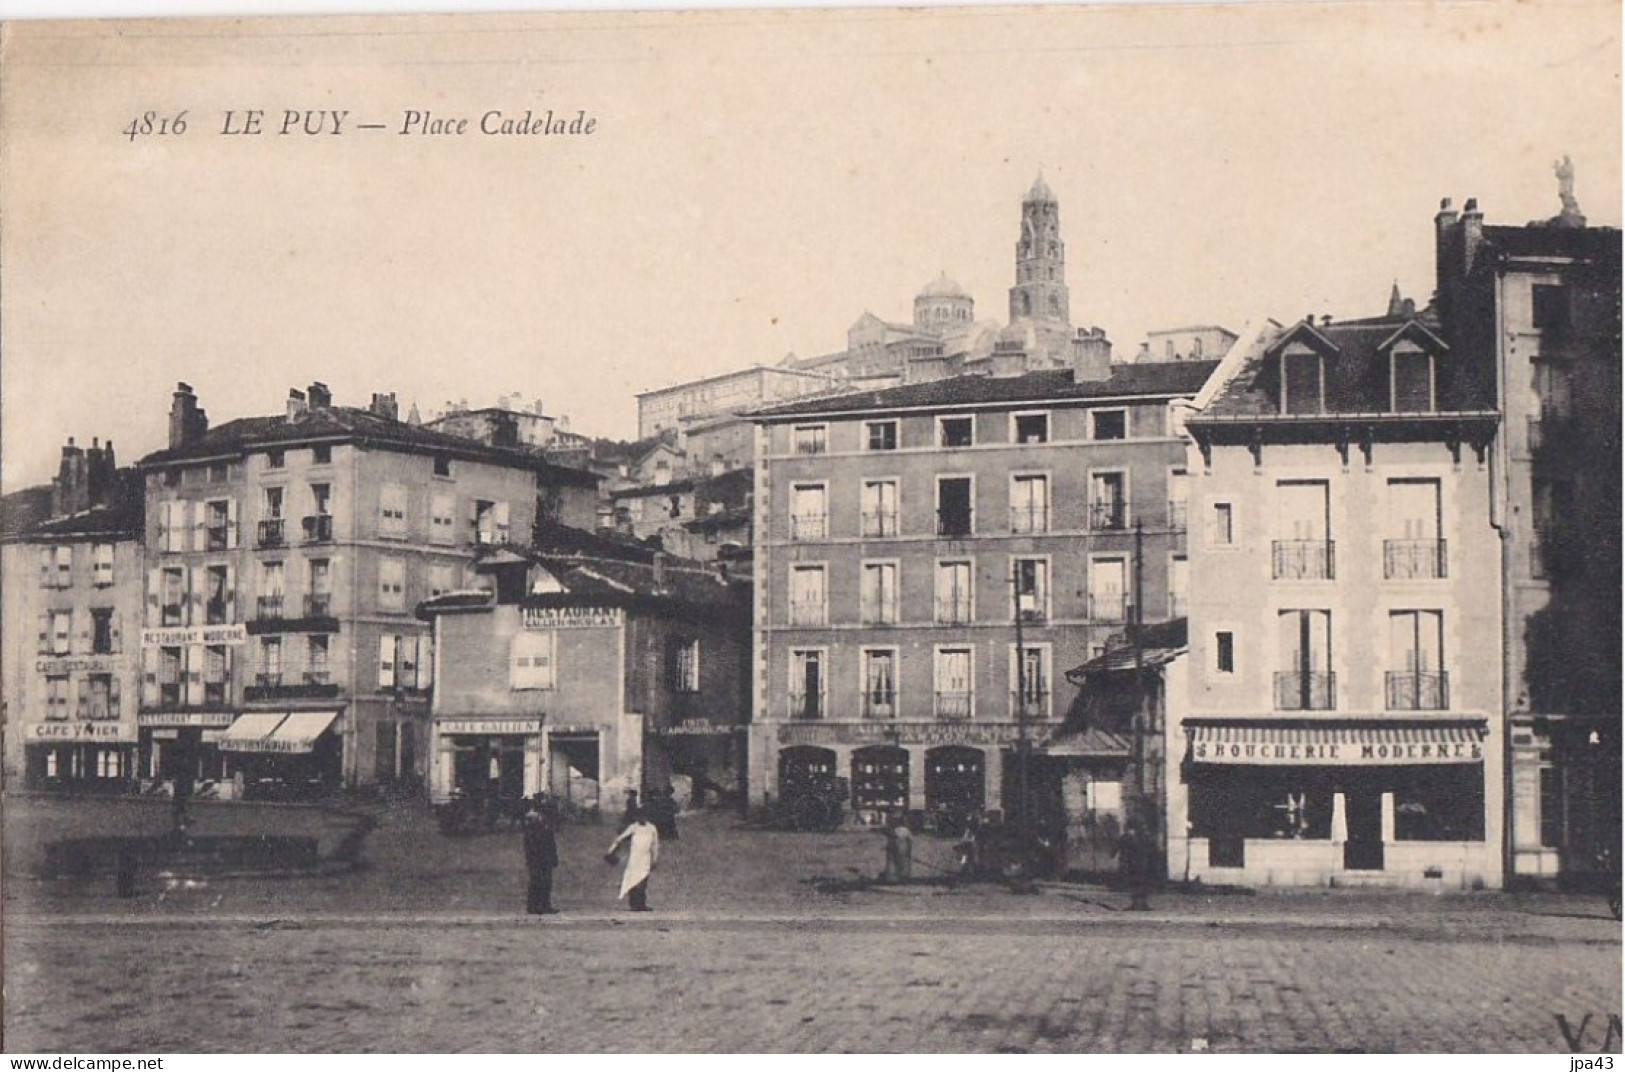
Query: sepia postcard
xmin=1 ymin=0 xmax=1620 ymax=1056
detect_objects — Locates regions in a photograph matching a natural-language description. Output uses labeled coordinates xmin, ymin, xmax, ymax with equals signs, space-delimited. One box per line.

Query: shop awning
xmin=264 ymin=711 xmax=339 ymax=754
xmin=1044 ymin=726 xmax=1133 ymax=757
xmin=1187 ymin=721 xmax=1487 ymax=766
xmin=218 ymin=712 xmax=290 ymax=753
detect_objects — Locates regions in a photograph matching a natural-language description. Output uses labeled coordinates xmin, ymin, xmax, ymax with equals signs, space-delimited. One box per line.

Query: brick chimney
xmin=307 ymin=382 xmax=333 ymax=409
xmin=168 ymin=383 xmax=208 ymax=449
xmin=990 ymin=336 xmax=1028 ymax=378
xmin=287 ymin=388 xmax=308 ymax=421
xmin=1460 ymin=197 xmax=1485 ymax=276
xmin=1071 ymin=326 xmax=1113 ymax=382
xmin=370 ymin=392 xmax=399 ymax=421
xmin=86 ymin=437 xmax=116 ymax=509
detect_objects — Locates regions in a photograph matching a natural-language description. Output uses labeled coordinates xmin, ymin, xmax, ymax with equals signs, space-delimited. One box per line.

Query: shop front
xmin=1172 ymin=719 xmax=1498 ymax=888
xmin=430 ymin=716 xmax=545 ymax=807
xmin=138 ymin=710 xmax=234 ymax=789
xmin=25 ymin=719 xmax=137 ymax=790
xmin=647 ymin=718 xmax=746 ymax=807
xmin=217 ymin=709 xmax=343 ymax=799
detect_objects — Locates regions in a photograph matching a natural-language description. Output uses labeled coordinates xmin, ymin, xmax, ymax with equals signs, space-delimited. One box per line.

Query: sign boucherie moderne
xmin=140 ymin=624 xmax=248 ymax=648
xmin=1187 ymin=723 xmax=1486 ymax=766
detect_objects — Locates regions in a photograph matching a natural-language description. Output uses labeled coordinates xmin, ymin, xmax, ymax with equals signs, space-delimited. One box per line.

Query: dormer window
xmin=1390 ymin=345 xmax=1435 ymax=413
xmin=1280 ymin=346 xmax=1325 ymax=415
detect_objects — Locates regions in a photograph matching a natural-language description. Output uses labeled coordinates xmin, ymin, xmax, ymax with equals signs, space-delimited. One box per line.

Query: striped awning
xmin=1187 ymin=721 xmax=1486 ymax=766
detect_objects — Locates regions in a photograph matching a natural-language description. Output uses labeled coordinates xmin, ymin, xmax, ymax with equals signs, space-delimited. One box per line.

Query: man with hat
xmin=522 ymin=792 xmax=560 ymax=915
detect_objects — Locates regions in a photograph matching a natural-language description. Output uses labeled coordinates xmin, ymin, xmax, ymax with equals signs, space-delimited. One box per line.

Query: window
xmin=937 ymin=476 xmax=973 ymax=537
xmin=1167 ymin=469 xmax=1189 ymax=531
xmin=312 ymin=444 xmax=332 ymax=465
xmin=1208 ymin=502 xmax=1235 ymax=547
xmin=1274 ymin=481 xmax=1333 ymax=579
xmin=259 ymin=636 xmax=283 ymax=688
xmin=1091 ymin=409 xmax=1126 ymax=441
xmin=92 ymin=543 xmax=115 ymax=587
xmin=428 ymin=564 xmax=457 ymax=600
xmin=160 ymin=500 xmax=188 ymax=553
xmin=379 ymin=635 xmax=398 ymax=689
xmin=1089 ymin=557 xmax=1129 ymax=621
xmin=1011 ymin=645 xmax=1050 ymax=717
xmin=1385 ymin=479 xmax=1445 ymax=579
xmin=935 ymin=560 xmax=973 ymax=624
xmin=1012 ymin=558 xmax=1048 ymax=621
xmin=430 ymin=492 xmax=457 ymax=546
xmin=508 ymin=631 xmax=556 ymax=690
xmin=1391 ymin=347 xmax=1434 ymax=412
xmin=267 ymin=450 xmax=285 ymax=469
xmin=311 ymin=483 xmax=332 ymax=514
xmin=473 ymin=499 xmax=510 ymax=545
xmin=255 ymin=561 xmax=285 ymax=620
xmin=861 ymin=480 xmax=898 ymax=537
xmin=379 ymin=483 xmax=408 ymax=538
xmin=1531 ymin=283 xmax=1569 ymax=336
xmin=378 ymin=558 xmax=406 ymax=612
xmin=1280 ymin=348 xmax=1324 ymax=415
xmin=861 ymin=650 xmax=897 ymax=718
xmin=1169 ymin=555 xmax=1188 ymax=618
xmin=45 ymin=676 xmax=71 ymax=720
xmin=860 ymin=562 xmax=899 ymax=625
xmin=1090 ymin=472 xmax=1127 ymax=530
xmin=164 ymin=468 xmax=182 ymax=488
xmin=791 ymin=650 xmax=825 ymax=720
xmin=84 ymin=674 xmax=116 ymax=720
xmin=259 ymin=488 xmax=287 ymax=547
xmin=1215 ymin=631 xmax=1236 ymax=675
xmin=792 ymin=425 xmax=827 ymax=455
xmin=203 ymin=499 xmax=235 ymax=551
xmin=306 ymin=635 xmax=331 ymax=686
xmin=1276 ymin=610 xmax=1334 ymax=710
xmin=306 ymin=559 xmax=332 ymax=617
xmin=39 ymin=545 xmax=72 ymax=588
xmin=1531 ymin=478 xmax=1571 ymax=579
xmin=205 ymin=565 xmax=232 ymax=624
xmin=865 ymin=421 xmax=898 ymax=451
xmin=91 ymin=607 xmax=116 ymax=654
xmin=934 ymin=647 xmax=973 ymax=720
xmin=1394 ymin=767 xmax=1484 ymax=841
xmin=1388 ymin=610 xmax=1446 ymax=710
xmin=433 ymin=454 xmax=452 ymax=477
xmin=790 ymin=484 xmax=827 ymax=540
xmin=160 ymin=567 xmax=186 ymax=626
xmin=939 ymin=416 xmax=974 ymax=448
xmin=667 ymin=636 xmax=700 ymax=692
xmin=1010 ymin=474 xmax=1049 ymax=533
xmin=1013 ymin=412 xmax=1049 ymax=444
xmin=208 ymin=461 xmax=229 ymax=484
xmin=789 ymin=565 xmax=827 ymax=625
xmin=203 ymin=645 xmax=229 ymax=704
xmin=305 ymin=484 xmax=334 ymax=543
xmin=39 ymin=610 xmax=72 ymax=655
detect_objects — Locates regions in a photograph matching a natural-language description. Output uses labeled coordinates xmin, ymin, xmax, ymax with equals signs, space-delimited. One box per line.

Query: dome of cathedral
xmin=918 ymin=271 xmax=970 ymax=300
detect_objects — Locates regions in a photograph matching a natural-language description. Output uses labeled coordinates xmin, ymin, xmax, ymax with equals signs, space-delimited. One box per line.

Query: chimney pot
xmin=307 ymin=382 xmax=332 ymax=409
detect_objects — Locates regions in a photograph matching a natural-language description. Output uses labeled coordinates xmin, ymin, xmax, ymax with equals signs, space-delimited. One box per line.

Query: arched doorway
xmin=851 ymin=745 xmax=909 ymax=823
xmin=778 ymin=746 xmax=841 ymax=830
xmin=925 ymin=746 xmax=985 ymax=834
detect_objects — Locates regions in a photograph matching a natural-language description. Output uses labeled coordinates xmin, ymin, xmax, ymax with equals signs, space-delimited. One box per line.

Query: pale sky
xmin=2 ymin=0 xmax=1619 ymax=490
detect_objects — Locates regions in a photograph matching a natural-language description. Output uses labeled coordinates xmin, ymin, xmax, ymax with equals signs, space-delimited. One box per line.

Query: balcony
xmin=860 ymin=511 xmax=898 ymax=538
xmin=789 ymin=513 xmax=827 ymax=541
xmin=245 ymin=671 xmax=341 ymax=702
xmin=1010 ymin=505 xmax=1050 ymax=534
xmin=301 ymin=514 xmax=334 ymax=544
xmin=935 ymin=692 xmax=973 ymax=720
xmin=1011 ymin=690 xmax=1050 ymax=717
xmin=935 ymin=598 xmax=973 ymax=625
xmin=936 ymin=512 xmax=974 ymax=539
xmin=1386 ymin=671 xmax=1450 ymax=711
xmin=257 ymin=518 xmax=287 ymax=548
xmin=1272 ymin=540 xmax=1335 ymax=580
xmin=1089 ymin=501 xmax=1128 ymax=531
xmin=788 ymin=601 xmax=827 ymax=627
xmin=1088 ymin=594 xmax=1132 ymax=622
xmin=861 ymin=691 xmax=897 ymax=719
xmin=1274 ymin=671 xmax=1337 ymax=711
xmin=789 ymin=692 xmax=824 ymax=721
xmin=1167 ymin=501 xmax=1188 ymax=532
xmin=1384 ymin=539 xmax=1448 ymax=580
xmin=256 ymin=595 xmax=286 ymax=621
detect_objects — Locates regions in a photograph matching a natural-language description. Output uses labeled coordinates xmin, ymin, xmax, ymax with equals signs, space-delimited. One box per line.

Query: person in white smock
xmin=605 ymin=807 xmax=660 ymax=912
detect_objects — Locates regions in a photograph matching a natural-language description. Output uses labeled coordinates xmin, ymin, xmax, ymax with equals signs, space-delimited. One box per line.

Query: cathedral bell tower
xmin=1008 ymin=173 xmax=1070 ymax=326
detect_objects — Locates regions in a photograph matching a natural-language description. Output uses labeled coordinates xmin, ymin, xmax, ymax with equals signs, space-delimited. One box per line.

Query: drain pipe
xmin=1487 ymin=268 xmax=1516 ymax=888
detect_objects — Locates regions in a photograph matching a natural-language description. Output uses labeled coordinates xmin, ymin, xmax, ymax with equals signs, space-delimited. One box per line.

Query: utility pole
xmin=1132 ymin=519 xmax=1146 ymax=833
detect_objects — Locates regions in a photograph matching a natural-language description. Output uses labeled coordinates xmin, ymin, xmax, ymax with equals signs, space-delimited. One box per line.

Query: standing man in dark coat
xmin=1117 ymin=820 xmax=1154 ymax=911
xmin=522 ymin=793 xmax=560 ymax=915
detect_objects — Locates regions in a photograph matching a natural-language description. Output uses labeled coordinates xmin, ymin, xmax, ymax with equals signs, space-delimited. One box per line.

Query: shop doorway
xmin=925 ymin=746 xmax=985 ymax=834
xmin=452 ymin=736 xmax=527 ymax=815
xmin=1344 ymin=790 xmax=1384 ymax=870
xmin=778 ymin=746 xmax=843 ymax=830
xmin=851 ymin=745 xmax=909 ymax=823
xmin=548 ymin=732 xmax=601 ymax=815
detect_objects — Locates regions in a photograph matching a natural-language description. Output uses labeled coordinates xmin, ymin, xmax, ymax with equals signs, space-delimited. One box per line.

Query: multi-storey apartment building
xmin=748 ymin=340 xmax=1219 ymax=828
xmin=133 ymin=382 xmax=599 ymax=795
xmin=1177 ymin=307 xmax=1504 ymax=888
xmin=1 ymin=439 xmax=144 ymax=789
xmin=1432 ymin=182 xmax=1621 ymax=884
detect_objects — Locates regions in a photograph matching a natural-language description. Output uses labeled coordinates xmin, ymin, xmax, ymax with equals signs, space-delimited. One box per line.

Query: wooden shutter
xmin=184 ymin=645 xmax=205 ymax=706
xmin=226 ymin=498 xmax=239 ymax=549
xmin=379 ymin=635 xmax=397 ymax=689
xmin=38 ymin=547 xmax=51 ymax=587
xmin=75 ymin=611 xmax=91 ymax=655
xmin=191 ymin=500 xmax=207 ymax=552
xmin=142 ymin=647 xmax=160 ymax=705
xmin=224 ymin=565 xmax=238 ymax=623
xmin=110 ymin=611 xmax=123 ymax=654
xmin=494 ymin=501 xmax=511 ymax=543
xmin=109 ymin=675 xmax=121 ymax=719
xmin=187 ymin=566 xmax=204 ymax=626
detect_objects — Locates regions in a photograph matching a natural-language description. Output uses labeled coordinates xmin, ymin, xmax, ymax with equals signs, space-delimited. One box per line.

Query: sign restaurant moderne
xmin=140 ymin=624 xmax=248 ymax=648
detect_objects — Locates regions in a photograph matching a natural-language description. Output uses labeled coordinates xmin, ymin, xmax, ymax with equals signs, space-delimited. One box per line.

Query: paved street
xmin=4 ymin=796 xmax=1620 ymax=1053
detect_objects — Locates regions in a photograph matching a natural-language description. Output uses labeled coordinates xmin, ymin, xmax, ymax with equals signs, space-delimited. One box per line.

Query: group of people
xmin=519 ymin=785 xmax=683 ymax=915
